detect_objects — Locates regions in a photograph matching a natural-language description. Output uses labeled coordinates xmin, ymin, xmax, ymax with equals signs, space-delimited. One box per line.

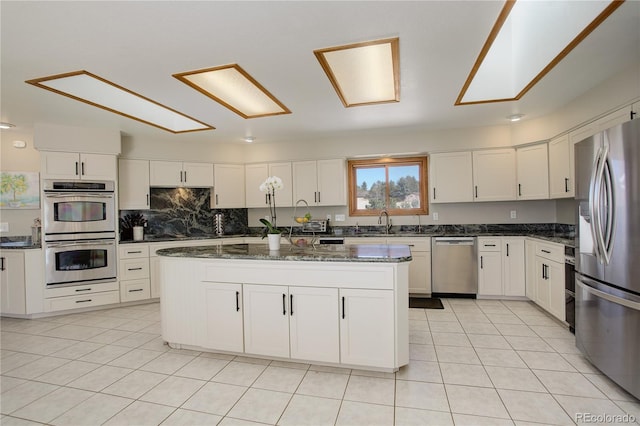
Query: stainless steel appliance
xmin=564 ymin=246 xmax=575 ymax=334
xmin=431 ymin=237 xmax=477 ymax=296
xmin=45 ymin=237 xmax=117 ymax=287
xmin=574 ymin=118 xmax=640 ymax=399
xmin=43 ymin=180 xmax=116 ymax=239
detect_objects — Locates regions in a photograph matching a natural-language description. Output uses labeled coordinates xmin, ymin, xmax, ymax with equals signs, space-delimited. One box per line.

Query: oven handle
xmin=46 ymin=240 xmax=116 ymax=248
xmin=45 ymin=193 xmax=114 ymax=199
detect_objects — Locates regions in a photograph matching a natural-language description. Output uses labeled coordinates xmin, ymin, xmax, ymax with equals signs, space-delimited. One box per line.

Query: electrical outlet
xmin=510 ymin=210 xmax=517 ymax=219
xmin=432 ymin=212 xmax=439 ymax=221
xmin=0 ymin=222 xmax=8 ymax=232
xmin=334 ymin=214 xmax=345 ymax=222
xmin=326 ymin=214 xmax=332 ymax=220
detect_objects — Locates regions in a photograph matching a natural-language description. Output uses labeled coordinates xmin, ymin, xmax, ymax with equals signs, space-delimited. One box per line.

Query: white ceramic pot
xmin=133 ymin=226 xmax=144 ymax=241
xmin=267 ymin=233 xmax=281 ymax=250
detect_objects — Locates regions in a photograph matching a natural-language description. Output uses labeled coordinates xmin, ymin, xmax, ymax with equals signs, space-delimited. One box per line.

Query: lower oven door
xmin=45 ymin=239 xmax=117 ymax=287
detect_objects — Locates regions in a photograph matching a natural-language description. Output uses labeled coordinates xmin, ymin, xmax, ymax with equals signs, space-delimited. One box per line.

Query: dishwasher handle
xmin=434 ymin=237 xmax=475 ymax=246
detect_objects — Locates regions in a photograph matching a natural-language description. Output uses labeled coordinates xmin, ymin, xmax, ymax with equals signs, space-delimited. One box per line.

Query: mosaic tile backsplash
xmin=119 ymin=188 xmax=249 ymax=240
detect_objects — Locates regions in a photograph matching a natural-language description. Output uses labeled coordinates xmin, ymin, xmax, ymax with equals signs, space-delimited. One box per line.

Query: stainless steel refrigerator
xmin=575 ymin=117 xmax=640 ymax=399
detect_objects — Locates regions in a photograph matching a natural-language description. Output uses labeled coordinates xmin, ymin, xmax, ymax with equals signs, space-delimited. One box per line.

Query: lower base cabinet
xmin=1 ymin=249 xmax=44 ymax=315
xmin=201 ymin=282 xmax=244 ymax=352
xmin=527 ymin=239 xmax=566 ymax=322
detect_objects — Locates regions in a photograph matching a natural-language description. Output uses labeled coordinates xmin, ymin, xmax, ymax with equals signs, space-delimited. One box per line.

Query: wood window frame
xmin=348 ymin=156 xmax=428 ymax=216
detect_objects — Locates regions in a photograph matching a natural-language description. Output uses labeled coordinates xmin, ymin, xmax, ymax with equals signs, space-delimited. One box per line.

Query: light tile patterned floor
xmin=1 ymin=299 xmax=639 ymax=425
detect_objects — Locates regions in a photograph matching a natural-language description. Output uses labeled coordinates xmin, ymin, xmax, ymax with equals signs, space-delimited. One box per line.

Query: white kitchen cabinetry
xmin=44 ymin=281 xmax=120 ymax=313
xmin=528 ymin=239 xmax=565 ymax=322
xmin=340 ymin=288 xmax=395 ymax=367
xmin=118 ymin=245 xmax=151 ymax=302
xmin=548 ymin=134 xmax=574 ymax=198
xmin=477 ymin=237 xmax=526 ymax=298
xmin=0 ymin=249 xmax=44 ymax=316
xmin=118 ymin=159 xmax=150 ymax=210
xmin=292 ymin=159 xmax=346 ymax=206
xmin=243 ymin=284 xmax=291 ymax=358
xmin=150 ymin=161 xmax=213 ymax=187
xmin=200 ymin=282 xmax=244 ymax=352
xmin=516 ymin=144 xmax=549 ymax=200
xmin=472 ymin=149 xmax=516 ymax=201
xmin=429 ymin=152 xmax=473 ymax=203
xmin=245 ymin=163 xmax=293 ymax=208
xmin=213 ymin=164 xmax=245 ymax=208
xmin=41 ymin=151 xmax=117 ymax=181
xmin=525 ymin=239 xmax=537 ymax=301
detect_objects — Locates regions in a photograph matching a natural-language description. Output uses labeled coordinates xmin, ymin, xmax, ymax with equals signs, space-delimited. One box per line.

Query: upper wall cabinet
xmin=213 ymin=164 xmax=245 ymax=208
xmin=429 ymin=152 xmax=473 ymax=203
xmin=149 ymin=161 xmax=213 ymax=187
xmin=548 ymin=134 xmax=574 ymax=198
xmin=245 ymin=163 xmax=293 ymax=208
xmin=292 ymin=159 xmax=346 ymax=206
xmin=119 ymin=159 xmax=150 ymax=210
xmin=41 ymin=151 xmax=117 ymax=181
xmin=516 ymin=144 xmax=549 ymax=200
xmin=472 ymin=149 xmax=516 ymax=202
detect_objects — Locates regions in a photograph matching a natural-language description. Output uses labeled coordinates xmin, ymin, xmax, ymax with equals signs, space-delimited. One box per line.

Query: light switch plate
xmin=0 ymin=222 xmax=8 ymax=232
xmin=334 ymin=214 xmax=345 ymax=222
xmin=510 ymin=210 xmax=517 ymax=219
xmin=432 ymin=212 xmax=439 ymax=221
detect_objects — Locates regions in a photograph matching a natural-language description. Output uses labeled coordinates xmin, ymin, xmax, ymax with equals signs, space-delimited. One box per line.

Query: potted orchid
xmin=259 ymin=176 xmax=284 ymax=250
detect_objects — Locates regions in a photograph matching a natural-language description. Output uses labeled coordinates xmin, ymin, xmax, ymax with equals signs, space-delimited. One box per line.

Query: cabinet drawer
xmin=119 ymin=245 xmax=149 ymax=259
xmin=44 ymin=281 xmax=119 ymax=298
xmin=388 ymin=237 xmax=430 ymax=252
xmin=478 ymin=238 xmax=501 ymax=252
xmin=120 ymin=279 xmax=151 ymax=302
xmin=44 ymin=290 xmax=120 ymax=312
xmin=120 ymin=258 xmax=150 ymax=280
xmin=535 ymin=241 xmax=564 ymax=262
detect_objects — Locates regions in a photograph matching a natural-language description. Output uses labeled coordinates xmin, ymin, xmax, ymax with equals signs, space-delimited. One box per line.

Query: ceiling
xmin=2 ymin=1 xmax=639 ymax=146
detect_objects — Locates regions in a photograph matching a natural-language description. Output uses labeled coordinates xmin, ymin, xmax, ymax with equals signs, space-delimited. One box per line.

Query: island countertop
xmin=156 ymin=243 xmax=412 ymax=263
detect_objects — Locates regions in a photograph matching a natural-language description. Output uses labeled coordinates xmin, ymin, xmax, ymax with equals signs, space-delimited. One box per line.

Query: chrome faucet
xmin=378 ymin=208 xmax=392 ymax=234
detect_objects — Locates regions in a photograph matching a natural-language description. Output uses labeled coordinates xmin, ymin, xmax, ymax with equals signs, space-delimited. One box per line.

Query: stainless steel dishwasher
xmin=431 ymin=237 xmax=478 ymax=295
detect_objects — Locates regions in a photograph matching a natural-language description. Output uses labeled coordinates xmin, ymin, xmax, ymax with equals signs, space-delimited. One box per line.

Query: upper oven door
xmin=43 ymin=192 xmax=116 ymax=237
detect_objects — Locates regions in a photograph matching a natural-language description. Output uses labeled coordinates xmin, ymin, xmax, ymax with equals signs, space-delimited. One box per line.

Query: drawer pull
xmin=128 ymin=267 xmax=143 ymax=271
xmin=75 ymin=288 xmax=92 ymax=292
xmin=129 ymin=288 xmax=144 ymax=292
xmin=76 ymin=299 xmax=92 ymax=303
xmin=541 ymin=249 xmax=551 ymax=254
xmin=127 ymin=251 xmax=142 ymax=254
xmin=484 ymin=244 xmax=496 ymax=247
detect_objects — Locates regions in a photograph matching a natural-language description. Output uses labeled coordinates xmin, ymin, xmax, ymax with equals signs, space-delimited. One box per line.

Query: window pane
xmin=355 ymin=167 xmax=386 ymax=210
xmin=389 ymin=165 xmax=421 ymax=209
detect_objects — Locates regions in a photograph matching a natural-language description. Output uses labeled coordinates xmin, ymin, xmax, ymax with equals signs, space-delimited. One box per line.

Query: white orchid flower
xmin=259 ymin=176 xmax=283 ymax=192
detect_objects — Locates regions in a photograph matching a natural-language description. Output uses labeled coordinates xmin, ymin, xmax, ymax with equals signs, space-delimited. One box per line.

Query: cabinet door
xmin=317 ymin=159 xmax=346 ymax=206
xmin=534 ymin=257 xmax=550 ymax=311
xmin=183 ymin=162 xmax=214 ymax=187
xmin=516 ymin=145 xmax=549 ymax=200
xmin=547 ymin=261 xmax=566 ymax=322
xmin=0 ymin=251 xmax=26 ymax=315
xmin=150 ymin=161 xmax=182 ymax=186
xmin=245 ymin=164 xmax=269 ymax=208
xmin=339 ymin=289 xmax=394 ymax=368
xmin=243 ymin=284 xmax=290 ymax=358
xmin=525 ymin=239 xmax=537 ymax=301
xmin=80 ymin=153 xmax=117 ymax=181
xmin=200 ymin=282 xmax=244 ymax=352
xmin=429 ymin=152 xmax=473 ymax=203
xmin=548 ymin=135 xmax=573 ymax=198
xmin=289 ymin=286 xmax=339 ymax=363
xmin=292 ymin=161 xmax=318 ymax=204
xmin=503 ymin=239 xmax=526 ymax=296
xmin=119 ymin=159 xmax=150 ymax=210
xmin=213 ymin=164 xmax=245 ymax=208
xmin=269 ymin=162 xmax=294 ymax=207
xmin=149 ymin=256 xmax=162 ymax=298
xmin=41 ymin=151 xmax=80 ymax=179
xmin=478 ymin=250 xmax=503 ymax=296
xmin=408 ymin=251 xmax=431 ymax=295
xmin=472 ymin=149 xmax=516 ymax=201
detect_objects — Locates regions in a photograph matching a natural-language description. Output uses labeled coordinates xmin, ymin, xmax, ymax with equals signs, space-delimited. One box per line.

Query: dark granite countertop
xmin=157 ymin=243 xmax=412 ymax=263
xmin=0 ymin=236 xmax=41 ymax=250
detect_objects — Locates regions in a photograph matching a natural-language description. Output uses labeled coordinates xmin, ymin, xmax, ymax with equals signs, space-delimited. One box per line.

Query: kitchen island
xmin=157 ymin=243 xmax=411 ymax=371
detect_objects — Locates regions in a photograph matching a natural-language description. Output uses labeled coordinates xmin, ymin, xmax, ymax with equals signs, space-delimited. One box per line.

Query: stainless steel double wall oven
xmin=43 ymin=180 xmax=117 ymax=288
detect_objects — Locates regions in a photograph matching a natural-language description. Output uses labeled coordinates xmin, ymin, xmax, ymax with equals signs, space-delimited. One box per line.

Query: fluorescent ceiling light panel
xmin=456 ymin=0 xmax=622 ymax=105
xmin=315 ymin=37 xmax=400 ymax=107
xmin=173 ymin=64 xmax=290 ymax=119
xmin=26 ymin=71 xmax=213 ymax=133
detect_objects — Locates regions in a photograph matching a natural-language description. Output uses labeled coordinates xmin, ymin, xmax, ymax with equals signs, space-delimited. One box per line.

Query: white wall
xmin=0 ymin=130 xmax=41 ymax=236
xmin=120 ymin=134 xmax=245 ymax=163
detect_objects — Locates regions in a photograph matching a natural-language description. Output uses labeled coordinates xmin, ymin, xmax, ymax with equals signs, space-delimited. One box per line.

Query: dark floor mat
xmin=409 ymin=297 xmax=444 ymax=309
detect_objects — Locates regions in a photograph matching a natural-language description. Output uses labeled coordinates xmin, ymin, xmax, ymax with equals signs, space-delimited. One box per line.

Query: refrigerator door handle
xmin=594 ymin=145 xmax=612 ymax=265
xmin=601 ymin=151 xmax=614 ymax=264
xmin=589 ymin=146 xmax=606 ymax=264
xmin=577 ymin=280 xmax=640 ymax=311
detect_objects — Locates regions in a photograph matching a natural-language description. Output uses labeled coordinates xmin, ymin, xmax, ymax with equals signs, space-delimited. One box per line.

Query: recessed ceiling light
xmin=456 ymin=1 xmax=622 ymax=105
xmin=26 ymin=70 xmax=215 ymax=133
xmin=507 ymin=114 xmax=524 ymax=122
xmin=314 ymin=37 xmax=400 ymax=107
xmin=0 ymin=122 xmax=15 ymax=129
xmin=244 ymin=136 xmax=256 ymax=143
xmin=173 ymin=64 xmax=291 ymax=119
